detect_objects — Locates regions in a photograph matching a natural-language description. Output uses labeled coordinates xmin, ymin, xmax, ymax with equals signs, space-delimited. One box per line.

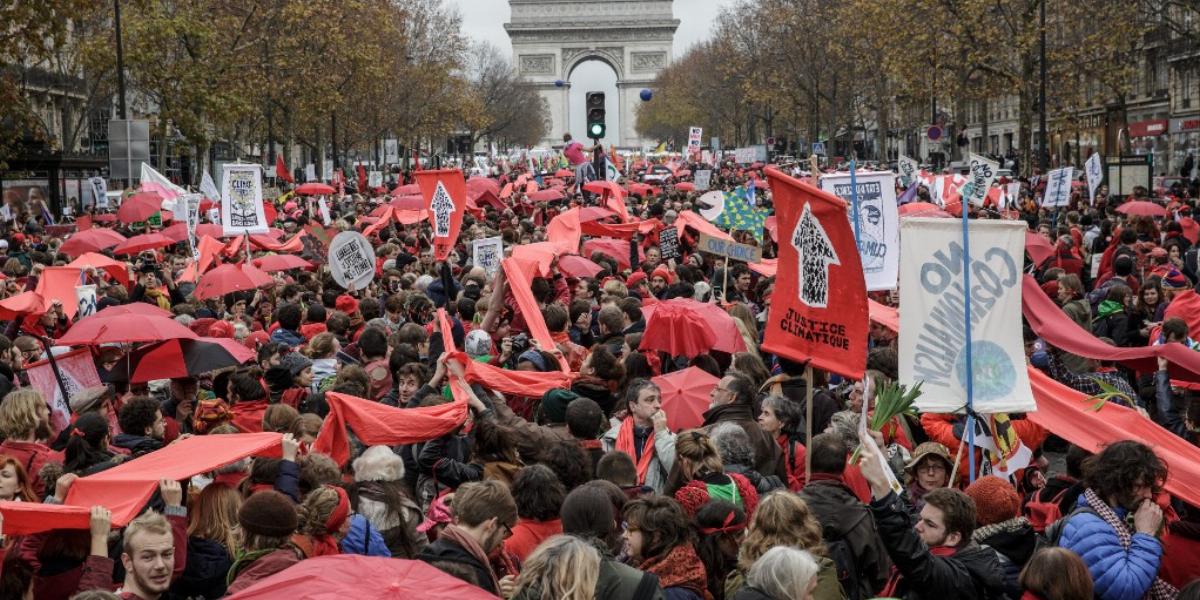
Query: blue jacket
xmin=340 ymin=513 xmax=391 ymax=557
xmin=1058 ymin=495 xmax=1163 ymax=600
xmin=270 ymin=328 xmax=306 ymax=348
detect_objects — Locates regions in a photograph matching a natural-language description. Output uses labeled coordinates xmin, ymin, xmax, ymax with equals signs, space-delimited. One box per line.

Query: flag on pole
xmin=716 ymin=187 xmax=768 ymax=241
xmin=415 ymin=169 xmax=466 ymax=261
xmin=275 ymin=155 xmax=294 ymax=183
xmin=200 ymin=171 xmax=221 ymax=202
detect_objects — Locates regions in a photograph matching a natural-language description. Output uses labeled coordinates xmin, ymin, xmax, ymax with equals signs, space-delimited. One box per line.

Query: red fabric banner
xmin=0 ymin=433 xmax=282 ymax=535
xmin=546 ymin=208 xmax=582 ymax=255
xmin=464 ymin=359 xmax=573 ymax=397
xmin=275 ymin=155 xmax=294 ymax=183
xmin=312 ymin=392 xmax=467 ymax=466
xmin=761 ymin=167 xmax=868 ymax=379
xmin=415 ymin=169 xmax=466 ymax=261
xmin=501 ymin=257 xmax=558 ymax=357
xmin=34 ymin=267 xmax=84 ymax=319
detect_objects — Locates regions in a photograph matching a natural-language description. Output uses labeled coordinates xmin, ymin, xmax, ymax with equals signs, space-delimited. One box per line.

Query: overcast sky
xmin=445 ymin=0 xmax=737 ymax=143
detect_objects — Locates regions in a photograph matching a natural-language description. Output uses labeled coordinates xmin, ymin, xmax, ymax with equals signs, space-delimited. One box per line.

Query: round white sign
xmin=328 ymin=231 xmax=377 ymax=290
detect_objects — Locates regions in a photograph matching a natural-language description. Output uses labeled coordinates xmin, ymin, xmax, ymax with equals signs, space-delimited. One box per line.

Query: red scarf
xmin=640 ymin=544 xmax=709 ymax=598
xmin=615 ymin=417 xmax=655 ymax=485
xmin=880 ymin=545 xmax=957 ymax=597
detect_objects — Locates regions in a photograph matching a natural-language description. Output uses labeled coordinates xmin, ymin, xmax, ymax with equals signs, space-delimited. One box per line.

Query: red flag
xmin=761 ymin=167 xmax=868 ymax=379
xmin=415 ymin=169 xmax=466 ymax=261
xmin=357 ymin=164 xmax=367 ymax=192
xmin=275 ymin=155 xmax=294 ymax=183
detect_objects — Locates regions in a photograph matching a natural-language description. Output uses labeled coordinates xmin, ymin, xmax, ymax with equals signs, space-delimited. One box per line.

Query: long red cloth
xmin=1022 ymin=276 xmax=1200 ymax=381
xmin=869 ymin=300 xmax=1200 ymax=508
xmin=0 ymin=433 xmax=283 ymax=535
xmin=312 ymin=391 xmax=467 ymax=466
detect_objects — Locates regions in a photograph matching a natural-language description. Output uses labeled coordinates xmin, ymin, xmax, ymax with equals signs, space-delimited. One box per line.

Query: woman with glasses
xmin=904 ymin=442 xmax=955 ymax=513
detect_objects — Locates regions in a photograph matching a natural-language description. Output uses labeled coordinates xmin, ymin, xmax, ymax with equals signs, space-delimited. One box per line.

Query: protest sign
xmin=1007 ymin=182 xmax=1022 ymax=208
xmin=898 ymin=218 xmax=1035 ymax=413
xmin=328 ymin=231 xmax=377 ymax=290
xmin=220 ymin=164 xmax=268 ymax=235
xmin=697 ymin=232 xmax=762 ymax=263
xmin=1042 ymin=167 xmax=1073 ymax=208
xmin=733 ymin=146 xmax=766 ymax=164
xmin=415 ymin=169 xmax=466 ymax=261
xmin=26 ymin=349 xmax=101 ymax=435
xmin=688 ymin=127 xmax=703 ymax=157
xmin=368 ymin=171 xmax=383 ymax=189
xmin=960 ymin=153 xmax=1000 ymax=206
xmin=318 ymin=198 xmax=332 ymax=226
xmin=183 ymin=193 xmax=201 ymax=259
xmin=200 ymin=170 xmax=220 ymax=202
xmin=75 ymin=285 xmax=97 ymax=319
xmin=819 ymin=171 xmax=899 ymax=291
xmin=695 ymin=169 xmax=712 ymax=191
xmin=472 ymin=236 xmax=503 ymax=275
xmin=762 ymin=168 xmax=868 ymax=379
xmin=659 ymin=227 xmax=681 ymax=260
xmin=88 ymin=177 xmax=107 ymax=210
xmin=1085 ymin=153 xmax=1103 ymax=205
xmin=385 ymin=139 xmax=399 ymax=164
xmin=897 ymin=155 xmax=919 ymax=188
xmin=697 ymin=191 xmax=725 ymax=222
xmin=305 ymin=164 xmax=316 ymax=182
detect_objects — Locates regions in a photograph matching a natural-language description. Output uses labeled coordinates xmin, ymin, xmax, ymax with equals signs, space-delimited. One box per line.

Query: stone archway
xmin=505 ymin=0 xmax=679 ymax=149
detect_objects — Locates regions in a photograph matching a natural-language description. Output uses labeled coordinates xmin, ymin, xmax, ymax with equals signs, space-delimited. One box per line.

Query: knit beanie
xmin=279 ymin=352 xmax=313 ymax=377
xmin=964 ymin=475 xmax=1021 ymax=526
xmin=238 ymin=490 xmax=299 ymax=538
xmin=540 ymin=389 xmax=580 ymax=424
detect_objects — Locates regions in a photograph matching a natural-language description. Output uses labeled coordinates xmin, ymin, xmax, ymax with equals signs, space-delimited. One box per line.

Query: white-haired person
xmin=733 ymin=546 xmax=821 ymax=600
xmin=347 ymin=445 xmax=425 ymax=558
xmin=511 ymin=535 xmax=601 ymax=600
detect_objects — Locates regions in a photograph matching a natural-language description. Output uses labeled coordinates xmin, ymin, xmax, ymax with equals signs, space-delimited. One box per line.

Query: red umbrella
xmin=642 ymin=298 xmax=747 ymax=354
xmin=653 ymin=366 xmax=720 ymax=431
xmin=57 ymin=311 xmax=198 ymax=345
xmin=194 ymin=263 xmax=274 ymax=300
xmin=228 ymin=555 xmax=498 ymax=600
xmin=640 ymin=301 xmax=716 ymax=358
xmin=92 ymin=214 xmax=117 ymax=223
xmin=466 ymin=177 xmax=500 ymax=196
xmin=252 ymin=254 xmax=314 ymax=272
xmin=675 ymin=182 xmax=695 ymax=192
xmin=898 ymin=201 xmax=952 ymax=218
xmin=625 ymin=182 xmax=653 ymax=197
xmin=0 ymin=292 xmax=48 ymax=321
xmin=391 ymin=183 xmax=420 ymax=197
xmin=527 ymin=189 xmax=565 ymax=203
xmin=557 ymin=255 xmax=604 ymax=279
xmin=579 ymin=206 xmax=617 ymax=223
xmin=94 ymin=303 xmax=172 ymax=318
xmin=582 ymin=238 xmax=643 ymax=270
xmin=60 ymin=228 xmax=127 ymax=257
xmin=111 ymin=232 xmax=175 ymax=255
xmin=117 ymin=192 xmax=164 ymax=223
xmin=295 ymin=183 xmax=335 ymax=196
xmin=583 ymin=180 xmax=626 ymax=200
xmin=554 ymin=168 xmax=573 ymax=178
xmin=1025 ymin=231 xmax=1056 ymax=265
xmin=1116 ymin=200 xmax=1167 ymax=218
xmin=675 ymin=169 xmax=692 ymax=177
xmin=160 ymin=222 xmax=226 ymax=243
xmin=392 ymin=194 xmax=424 ymax=210
xmin=109 ymin=337 xmax=256 ymax=383
xmin=67 ymin=253 xmax=131 ymax=288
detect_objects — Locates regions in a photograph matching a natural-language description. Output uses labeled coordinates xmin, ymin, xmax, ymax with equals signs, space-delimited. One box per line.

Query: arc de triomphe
xmin=505 ymin=0 xmax=679 ymax=149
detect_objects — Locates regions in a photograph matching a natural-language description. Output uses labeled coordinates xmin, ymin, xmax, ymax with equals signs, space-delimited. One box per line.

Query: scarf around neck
xmin=439 ymin=523 xmax=500 ymax=592
xmin=640 ymin=544 xmax=709 ymax=597
xmin=615 ymin=417 xmax=656 ymax=485
xmin=1081 ymin=488 xmax=1177 ymax=600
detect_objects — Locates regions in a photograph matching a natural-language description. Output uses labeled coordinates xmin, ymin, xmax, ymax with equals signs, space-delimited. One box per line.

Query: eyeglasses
xmin=918 ymin=462 xmax=948 ymax=473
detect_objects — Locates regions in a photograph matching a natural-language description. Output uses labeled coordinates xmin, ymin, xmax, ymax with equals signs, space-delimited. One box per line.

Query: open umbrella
xmin=899 ymin=202 xmax=952 ymax=218
xmin=579 ymin=206 xmax=617 ymax=223
xmin=92 ymin=214 xmax=118 ymax=223
xmin=642 ymin=298 xmax=746 ymax=354
xmin=60 ymin=228 xmax=127 ymax=257
xmin=392 ymin=194 xmax=425 ymax=211
xmin=295 ymin=183 xmax=335 ymax=196
xmin=554 ymin=168 xmax=573 ymax=178
xmin=652 ymin=366 xmax=720 ymax=431
xmin=640 ymin=301 xmax=716 ymax=358
xmin=194 ymin=263 xmax=274 ymax=300
xmin=67 ymin=253 xmax=131 ymax=288
xmin=557 ymin=255 xmax=604 ymax=279
xmin=56 ymin=311 xmax=198 ymax=345
xmin=583 ymin=180 xmax=626 ymax=200
xmin=112 ymin=232 xmax=175 ymax=255
xmin=527 ymin=189 xmax=565 ymax=203
xmin=0 ymin=292 xmax=48 ymax=321
xmin=228 ymin=555 xmax=498 ymax=600
xmin=1116 ymin=200 xmax=1167 ymax=218
xmin=252 ymin=254 xmax=313 ymax=272
xmin=625 ymin=182 xmax=653 ymax=197
xmin=95 ymin=303 xmax=172 ymax=318
xmin=674 ymin=182 xmax=695 ymax=192
xmin=1025 ymin=231 xmax=1056 ymax=266
xmin=117 ymin=192 xmax=164 ymax=223
xmin=109 ymin=337 xmax=256 ymax=383
xmin=161 ymin=222 xmax=225 ymax=243
xmin=391 ymin=183 xmax=420 ymax=197
xmin=581 ymin=238 xmax=643 ymax=270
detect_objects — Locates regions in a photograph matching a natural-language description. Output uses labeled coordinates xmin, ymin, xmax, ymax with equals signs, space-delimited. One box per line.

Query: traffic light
xmin=586 ymin=92 xmax=606 ymax=139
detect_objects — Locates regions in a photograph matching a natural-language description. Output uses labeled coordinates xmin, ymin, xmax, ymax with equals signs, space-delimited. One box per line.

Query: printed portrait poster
xmin=898 ymin=218 xmax=1036 ymax=414
xmin=762 ymin=168 xmax=868 ymax=380
xmin=897 ymin=155 xmax=919 ymax=188
xmin=472 ymin=236 xmax=503 ymax=276
xmin=220 ymin=164 xmax=268 ymax=235
xmin=328 ymin=231 xmax=377 ymax=290
xmin=819 ymin=171 xmax=899 ymax=291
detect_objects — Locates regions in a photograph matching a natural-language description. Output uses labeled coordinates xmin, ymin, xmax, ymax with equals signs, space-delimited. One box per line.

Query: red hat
xmin=626 ymin=271 xmax=647 ymax=288
xmin=11 ymin=233 xmax=25 ymax=244
xmin=651 ymin=265 xmax=674 ymax=284
xmin=243 ymin=330 xmax=269 ymax=350
xmin=207 ymin=320 xmax=234 ymax=339
xmin=964 ymin=475 xmax=1021 ymax=526
xmin=335 ymin=294 xmax=360 ymax=315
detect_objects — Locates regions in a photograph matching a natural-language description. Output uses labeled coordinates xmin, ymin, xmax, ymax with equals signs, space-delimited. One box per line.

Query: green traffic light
xmin=589 ymin=123 xmax=605 ymax=137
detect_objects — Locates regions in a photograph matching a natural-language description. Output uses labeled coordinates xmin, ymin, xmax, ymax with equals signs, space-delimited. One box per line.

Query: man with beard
xmin=419 ymin=479 xmax=518 ymax=596
xmin=0 ymin=389 xmax=61 ymax=496
xmin=118 ymin=480 xmax=188 ymax=599
xmin=113 ymin=396 xmax=167 ymax=456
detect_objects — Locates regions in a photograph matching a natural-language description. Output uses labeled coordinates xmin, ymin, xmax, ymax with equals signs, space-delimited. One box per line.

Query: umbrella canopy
xmin=642 ymin=298 xmax=747 ymax=354
xmin=554 ymin=168 xmax=573 ymax=178
xmin=674 ymin=182 xmax=695 ymax=192
xmin=583 ymin=180 xmax=626 ymax=200
xmin=194 ymin=263 xmax=274 ymax=300
xmin=295 ymin=183 xmax=335 ymax=196
xmin=557 ymin=255 xmax=604 ymax=279
xmin=1116 ymin=200 xmax=1167 ymax=218
xmin=252 ymin=254 xmax=314 ymax=273
xmin=391 ymin=194 xmax=425 ymax=211
xmin=1025 ymin=231 xmax=1056 ymax=265
xmin=640 ymin=301 xmax=717 ymax=358
xmin=57 ymin=311 xmax=198 ymax=345
xmin=652 ymin=366 xmax=720 ymax=431
xmin=109 ymin=337 xmax=255 ymax=383
xmin=92 ymin=214 xmax=118 ymax=223
xmin=228 ymin=555 xmax=499 ymax=600
xmin=112 ymin=233 xmax=175 ymax=255
xmin=0 ymin=292 xmax=48 ymax=321
xmin=578 ymin=206 xmax=617 ymax=223
xmin=899 ymin=202 xmax=952 ymax=218
xmin=625 ymin=182 xmax=653 ymax=197
xmin=527 ymin=189 xmax=565 ymax=203
xmin=116 ymin=192 xmax=164 ymax=223
xmin=391 ymin=183 xmax=421 ymax=197
xmin=581 ymin=238 xmax=643 ymax=270
xmin=161 ymin=222 xmax=225 ymax=243
xmin=95 ymin=303 xmax=173 ymax=318
xmin=60 ymin=228 xmax=126 ymax=257
xmin=66 ymin=253 xmax=131 ymax=288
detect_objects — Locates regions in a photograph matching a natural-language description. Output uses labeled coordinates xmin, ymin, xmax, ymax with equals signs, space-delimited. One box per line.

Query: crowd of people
xmin=0 ymin=142 xmax=1195 ymax=600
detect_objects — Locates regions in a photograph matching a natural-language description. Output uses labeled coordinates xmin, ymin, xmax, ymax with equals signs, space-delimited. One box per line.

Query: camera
xmin=510 ymin=333 xmax=530 ymax=355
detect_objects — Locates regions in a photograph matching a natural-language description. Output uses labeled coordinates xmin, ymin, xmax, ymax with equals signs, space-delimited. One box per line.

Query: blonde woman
xmin=512 ymin=535 xmax=601 ymax=600
xmin=179 ymin=483 xmax=242 ymax=598
xmin=725 ymin=491 xmax=846 ymax=600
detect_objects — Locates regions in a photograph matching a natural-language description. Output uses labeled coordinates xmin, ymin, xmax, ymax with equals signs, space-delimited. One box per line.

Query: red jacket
xmin=0 ymin=440 xmax=63 ymax=497
xmin=1160 ymin=522 xmax=1200 ymax=589
xmin=921 ymin=413 xmax=1049 ymax=482
xmin=504 ymin=518 xmax=562 ymax=562
xmin=231 ymin=400 xmax=269 ymax=433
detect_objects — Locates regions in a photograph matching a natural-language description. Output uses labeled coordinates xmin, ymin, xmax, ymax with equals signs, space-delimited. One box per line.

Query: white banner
xmin=200 ymin=170 xmax=220 ymax=201
xmin=328 ymin=231 xmax=376 ymax=290
xmin=1006 ymin=182 xmax=1022 ymax=209
xmin=305 ymin=164 xmax=317 ymax=182
xmin=897 ymin=155 xmax=919 ymax=188
xmin=318 ymin=198 xmax=332 ymax=226
xmin=183 ymin=193 xmax=201 ymax=259
xmin=472 ymin=236 xmax=503 ymax=276
xmin=819 ymin=171 xmax=899 ymax=291
xmin=88 ymin=177 xmax=107 ymax=210
xmin=1042 ymin=167 xmax=1074 ymax=208
xmin=687 ymin=127 xmax=703 ymax=156
xmin=961 ymin=153 xmax=1000 ymax=206
xmin=75 ymin=284 xmax=97 ymax=318
xmin=368 ymin=171 xmax=383 ymax=189
xmin=694 ymin=169 xmax=712 ymax=191
xmin=1085 ymin=154 xmax=1103 ymax=205
xmin=384 ymin=139 xmax=399 ymax=164
xmin=899 ymin=218 xmax=1035 ymax=413
xmin=220 ymin=163 xmax=268 ymax=235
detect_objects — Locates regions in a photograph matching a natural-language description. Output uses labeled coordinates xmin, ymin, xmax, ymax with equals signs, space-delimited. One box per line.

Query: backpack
xmin=821 ymin=525 xmax=864 ymax=600
xmin=191 ymin=397 xmax=232 ymax=434
xmin=1023 ymin=486 xmax=1070 ymax=533
xmin=1044 ymin=504 xmax=1100 ymax=546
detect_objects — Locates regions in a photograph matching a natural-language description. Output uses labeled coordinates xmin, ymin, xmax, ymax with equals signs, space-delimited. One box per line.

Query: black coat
xmin=974 ymin=519 xmax=1040 ymax=599
xmin=801 ymin=478 xmax=891 ymax=599
xmin=701 ymin=402 xmax=784 ymax=481
xmin=171 ymin=536 xmax=233 ymax=599
xmin=419 ymin=537 xmax=497 ymax=595
xmin=869 ymin=492 xmax=1007 ymax=600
